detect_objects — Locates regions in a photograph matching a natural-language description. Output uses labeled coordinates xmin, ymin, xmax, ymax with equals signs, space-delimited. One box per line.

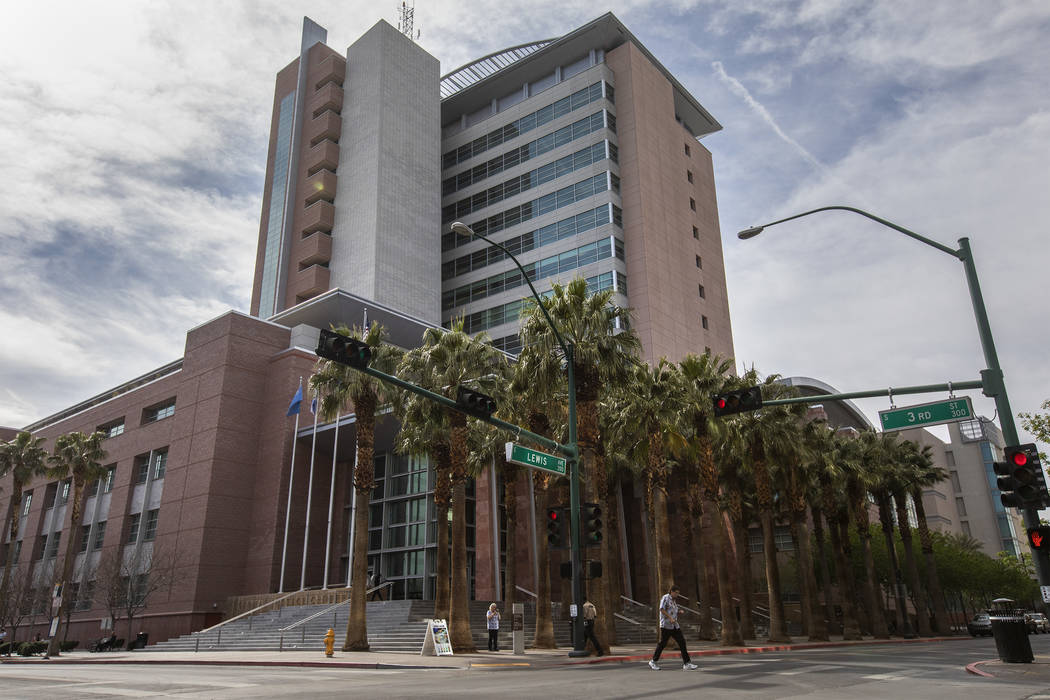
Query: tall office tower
xmin=251 ymin=18 xmax=441 ymax=324
xmin=253 ymin=13 xmax=733 ymax=364
xmin=438 ymin=14 xmax=734 ymax=363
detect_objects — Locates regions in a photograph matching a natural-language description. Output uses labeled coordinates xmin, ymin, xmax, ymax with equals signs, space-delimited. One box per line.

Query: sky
xmin=1 ymin=0 xmax=1048 ymax=449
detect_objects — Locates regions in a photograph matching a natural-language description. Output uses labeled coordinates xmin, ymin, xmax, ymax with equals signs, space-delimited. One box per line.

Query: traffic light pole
xmin=739 ymin=206 xmax=1050 ymax=587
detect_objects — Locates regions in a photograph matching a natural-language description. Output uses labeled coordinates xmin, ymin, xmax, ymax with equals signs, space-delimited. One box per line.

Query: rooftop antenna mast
xmin=397 ymin=2 xmax=421 ymax=41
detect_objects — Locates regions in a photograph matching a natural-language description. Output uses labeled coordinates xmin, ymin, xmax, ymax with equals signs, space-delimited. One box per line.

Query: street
xmin=3 ymin=636 xmax=1050 ymax=699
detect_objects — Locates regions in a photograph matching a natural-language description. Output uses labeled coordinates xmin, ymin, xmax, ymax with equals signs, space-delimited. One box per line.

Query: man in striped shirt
xmin=648 ymin=584 xmax=698 ymax=670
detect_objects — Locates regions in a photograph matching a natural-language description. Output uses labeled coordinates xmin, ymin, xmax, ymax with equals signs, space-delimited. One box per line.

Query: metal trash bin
xmin=989 ymin=598 xmax=1033 ymax=664
xmin=135 ymin=632 xmax=149 ymax=650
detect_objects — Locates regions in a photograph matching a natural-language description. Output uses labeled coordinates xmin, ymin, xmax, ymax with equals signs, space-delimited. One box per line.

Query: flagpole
xmin=347 ymin=446 xmax=358 ymax=587
xmin=301 ymin=389 xmax=320 ymax=590
xmin=323 ymin=409 xmax=340 ymax=589
xmin=279 ymin=378 xmax=303 ymax=593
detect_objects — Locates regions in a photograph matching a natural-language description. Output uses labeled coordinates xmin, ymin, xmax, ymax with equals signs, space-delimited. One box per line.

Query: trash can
xmin=989 ymin=599 xmax=1033 ymax=664
xmin=135 ymin=632 xmax=149 ymax=649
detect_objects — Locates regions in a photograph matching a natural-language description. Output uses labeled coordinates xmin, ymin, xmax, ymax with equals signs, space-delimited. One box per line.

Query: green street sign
xmin=879 ymin=397 xmax=974 ymax=432
xmin=505 ymin=442 xmax=567 ymax=476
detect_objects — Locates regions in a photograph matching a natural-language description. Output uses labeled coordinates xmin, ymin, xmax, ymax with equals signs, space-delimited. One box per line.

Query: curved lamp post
xmin=450 ymin=222 xmax=588 ymax=656
xmin=738 ymin=205 xmax=1049 ymax=588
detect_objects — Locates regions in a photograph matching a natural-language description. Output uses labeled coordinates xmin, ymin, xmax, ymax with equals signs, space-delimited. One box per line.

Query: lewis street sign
xmin=879 ymin=396 xmax=974 ymax=432
xmin=505 ymin=442 xmax=567 ymax=476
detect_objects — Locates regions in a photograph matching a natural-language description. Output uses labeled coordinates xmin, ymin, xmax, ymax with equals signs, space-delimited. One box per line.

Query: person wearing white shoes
xmin=648 ymin=584 xmax=698 ymax=671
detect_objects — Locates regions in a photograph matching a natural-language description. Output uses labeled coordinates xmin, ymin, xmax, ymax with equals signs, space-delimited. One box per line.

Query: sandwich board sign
xmin=420 ymin=618 xmax=454 ymax=656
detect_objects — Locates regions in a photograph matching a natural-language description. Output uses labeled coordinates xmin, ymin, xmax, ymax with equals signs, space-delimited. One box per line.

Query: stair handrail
xmin=194 ymin=590 xmax=301 ymax=638
xmin=515 ymin=585 xmax=538 ymax=600
xmin=278 ymin=581 xmax=394 ymax=632
xmin=621 ymin=595 xmax=653 ymax=612
xmin=614 ymin=612 xmax=643 ymax=626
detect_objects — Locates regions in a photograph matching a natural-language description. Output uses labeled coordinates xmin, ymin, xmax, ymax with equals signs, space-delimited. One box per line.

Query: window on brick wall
xmin=702 ymin=315 xmax=709 ymax=330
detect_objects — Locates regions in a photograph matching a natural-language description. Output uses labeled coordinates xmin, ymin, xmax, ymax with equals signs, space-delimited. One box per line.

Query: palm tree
xmin=399 ymin=320 xmax=506 ymax=652
xmin=907 ymin=445 xmax=952 ymax=634
xmin=0 ymin=432 xmax=49 ymax=612
xmin=607 ymin=360 xmax=683 ymax=599
xmin=676 ymin=352 xmax=741 ymax=646
xmin=819 ymin=434 xmax=863 ymax=640
xmin=848 ymin=431 xmax=890 ymax=638
xmin=868 ymin=432 xmax=909 ymax=635
xmin=790 ymin=420 xmax=829 ymax=641
xmin=46 ymin=430 xmax=108 ymax=656
xmin=890 ymin=440 xmax=933 ymax=636
xmin=518 ymin=277 xmax=639 ymax=644
xmin=310 ymin=322 xmax=401 ymax=652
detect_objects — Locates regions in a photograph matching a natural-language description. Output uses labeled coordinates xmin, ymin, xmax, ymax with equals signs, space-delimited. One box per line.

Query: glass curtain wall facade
xmin=365 ymin=453 xmax=476 ymax=600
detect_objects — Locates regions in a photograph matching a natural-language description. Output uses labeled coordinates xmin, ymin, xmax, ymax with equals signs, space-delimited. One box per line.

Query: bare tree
xmin=93 ymin=546 xmax=180 ymax=647
xmin=1 ymin=565 xmax=37 ymax=654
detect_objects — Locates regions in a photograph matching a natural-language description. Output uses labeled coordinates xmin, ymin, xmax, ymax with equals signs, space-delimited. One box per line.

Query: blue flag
xmin=310 ymin=397 xmax=317 ymax=415
xmin=287 ymin=384 xmax=303 ymax=416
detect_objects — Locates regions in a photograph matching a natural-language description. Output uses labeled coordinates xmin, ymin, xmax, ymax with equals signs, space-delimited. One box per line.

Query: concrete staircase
xmin=145 ymin=598 xmax=660 ymax=654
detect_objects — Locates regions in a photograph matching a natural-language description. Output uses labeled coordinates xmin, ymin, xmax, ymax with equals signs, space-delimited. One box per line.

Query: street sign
xmin=879 ymin=397 xmax=974 ymax=431
xmin=1042 ymin=586 xmax=1050 ymax=605
xmin=505 ymin=442 xmax=567 ymax=476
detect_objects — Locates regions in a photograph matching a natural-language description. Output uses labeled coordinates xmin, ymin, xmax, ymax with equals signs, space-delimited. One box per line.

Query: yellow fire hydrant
xmin=324 ymin=628 xmax=335 ymax=658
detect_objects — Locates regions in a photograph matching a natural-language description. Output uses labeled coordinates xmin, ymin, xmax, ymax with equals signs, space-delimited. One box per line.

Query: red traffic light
xmin=1013 ymin=451 xmax=1028 ymax=467
xmin=547 ymin=509 xmax=558 ymax=521
xmin=716 ymin=397 xmax=727 ymax=410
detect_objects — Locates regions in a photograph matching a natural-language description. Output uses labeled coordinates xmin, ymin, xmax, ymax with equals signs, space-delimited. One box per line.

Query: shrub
xmin=60 ymin=640 xmax=79 ymax=652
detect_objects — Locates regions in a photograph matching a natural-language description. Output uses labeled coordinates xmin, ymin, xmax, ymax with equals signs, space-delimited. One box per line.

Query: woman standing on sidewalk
xmin=649 ymin=585 xmax=698 ymax=670
xmin=487 ymin=603 xmax=501 ymax=652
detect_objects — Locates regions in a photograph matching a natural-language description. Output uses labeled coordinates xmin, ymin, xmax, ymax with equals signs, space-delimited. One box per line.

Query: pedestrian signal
xmin=1028 ymin=526 xmax=1050 ymax=551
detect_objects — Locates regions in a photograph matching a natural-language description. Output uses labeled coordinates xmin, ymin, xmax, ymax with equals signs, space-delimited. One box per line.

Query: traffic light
xmin=559 ymin=561 xmax=573 ymax=579
xmin=995 ymin=443 xmax=1049 ymax=509
xmin=713 ymin=386 xmax=763 ymax=417
xmin=456 ymin=386 xmax=497 ymax=419
xmin=546 ymin=507 xmax=567 ymax=550
xmin=316 ymin=328 xmax=371 ymax=369
xmin=1028 ymin=526 xmax=1050 ymax=551
xmin=585 ymin=559 xmax=603 ymax=579
xmin=583 ymin=502 xmax=603 ymax=546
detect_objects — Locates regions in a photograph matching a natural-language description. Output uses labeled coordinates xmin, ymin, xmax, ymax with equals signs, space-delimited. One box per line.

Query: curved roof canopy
xmin=441 ymin=40 xmax=556 ymax=99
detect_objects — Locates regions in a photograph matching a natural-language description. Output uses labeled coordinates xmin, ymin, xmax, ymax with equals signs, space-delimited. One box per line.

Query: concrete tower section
xmin=329 ymin=21 xmax=441 ymax=324
xmin=251 ymin=18 xmax=441 ymax=324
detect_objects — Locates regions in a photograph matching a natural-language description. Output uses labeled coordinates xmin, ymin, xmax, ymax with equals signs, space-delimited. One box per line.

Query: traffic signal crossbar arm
xmin=762 ymin=379 xmax=984 ymax=407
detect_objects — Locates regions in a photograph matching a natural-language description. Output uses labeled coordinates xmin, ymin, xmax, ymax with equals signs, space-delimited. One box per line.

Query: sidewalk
xmin=0 ymin=634 xmax=974 ymax=671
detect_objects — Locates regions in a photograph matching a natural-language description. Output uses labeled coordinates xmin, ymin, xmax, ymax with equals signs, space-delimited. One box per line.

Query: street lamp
xmin=737 ymin=205 xmax=1050 ymax=586
xmin=450 ymin=222 xmax=588 ymax=656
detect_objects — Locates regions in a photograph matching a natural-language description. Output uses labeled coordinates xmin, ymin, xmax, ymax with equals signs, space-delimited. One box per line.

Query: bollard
xmin=512 ymin=603 xmax=525 ymax=655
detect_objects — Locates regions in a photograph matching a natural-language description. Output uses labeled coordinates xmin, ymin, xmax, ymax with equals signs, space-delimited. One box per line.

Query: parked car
xmin=968 ymin=613 xmax=993 ymax=637
xmin=1025 ymin=612 xmax=1050 ymax=634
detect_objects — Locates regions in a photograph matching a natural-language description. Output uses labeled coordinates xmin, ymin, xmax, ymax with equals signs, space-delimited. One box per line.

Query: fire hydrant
xmin=324 ymin=628 xmax=335 ymax=658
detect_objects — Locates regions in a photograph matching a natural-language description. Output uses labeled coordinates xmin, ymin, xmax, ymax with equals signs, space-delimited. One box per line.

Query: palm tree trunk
xmin=0 ymin=483 xmax=25 ymax=616
xmin=811 ymin=506 xmax=838 ymax=635
xmin=711 ymin=500 xmax=743 ymax=646
xmin=503 ymin=465 xmax=517 ymax=605
xmin=732 ymin=515 xmax=755 ymax=639
xmin=828 ymin=509 xmax=863 ymax=639
xmin=850 ymin=479 xmax=889 ymax=638
xmin=449 ymin=477 xmax=475 ymax=652
xmin=532 ymin=475 xmax=556 ymax=648
xmin=686 ymin=476 xmax=715 ymax=640
xmin=892 ymin=490 xmax=931 ymax=636
xmin=792 ymin=510 xmax=828 ymax=641
xmin=759 ymin=510 xmax=790 ymax=641
xmin=432 ymin=446 xmax=451 ymax=621
xmin=48 ymin=478 xmax=85 ymax=657
xmin=911 ymin=486 xmax=951 ymax=635
xmin=344 ymin=484 xmax=371 ymax=650
xmin=596 ymin=456 xmax=620 ymax=646
xmin=876 ymin=492 xmax=907 ymax=636
xmin=650 ymin=458 xmax=674 ymax=596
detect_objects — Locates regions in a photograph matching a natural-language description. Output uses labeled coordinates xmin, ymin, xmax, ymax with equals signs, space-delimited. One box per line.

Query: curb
xmin=0 ymin=657 xmax=444 ymax=671
xmin=560 ymin=635 xmax=973 ymax=666
xmin=965 ymin=660 xmax=994 ymax=677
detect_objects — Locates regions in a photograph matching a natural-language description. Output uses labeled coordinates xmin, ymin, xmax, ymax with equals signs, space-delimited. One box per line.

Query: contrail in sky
xmin=712 ymin=60 xmax=830 ymax=176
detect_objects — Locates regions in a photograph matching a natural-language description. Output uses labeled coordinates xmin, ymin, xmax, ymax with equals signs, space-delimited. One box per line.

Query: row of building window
xmin=442 ymin=237 xmax=625 ymax=311
xmin=440 ymin=172 xmax=619 ymax=247
xmin=93 ymin=397 xmax=176 ymax=439
xmin=449 ymin=270 xmax=625 ymax=334
xmin=442 ymin=136 xmax=615 ymax=223
xmin=441 ymin=81 xmax=607 ymax=169
xmin=443 ymin=110 xmax=611 ymax=196
xmin=442 ymin=204 xmax=620 ymax=278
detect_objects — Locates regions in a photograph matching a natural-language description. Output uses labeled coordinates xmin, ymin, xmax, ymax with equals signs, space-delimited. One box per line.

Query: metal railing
xmin=193 ymin=591 xmax=301 ymax=651
xmin=277 ymin=582 xmax=394 ymax=651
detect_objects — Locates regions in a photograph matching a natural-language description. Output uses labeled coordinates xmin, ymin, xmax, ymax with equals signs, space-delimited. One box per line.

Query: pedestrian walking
xmin=487 ymin=603 xmax=501 ymax=651
xmin=648 ymin=584 xmax=698 ymax=670
xmin=582 ymin=600 xmax=605 ymax=656
xmin=369 ymin=571 xmax=384 ymax=601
